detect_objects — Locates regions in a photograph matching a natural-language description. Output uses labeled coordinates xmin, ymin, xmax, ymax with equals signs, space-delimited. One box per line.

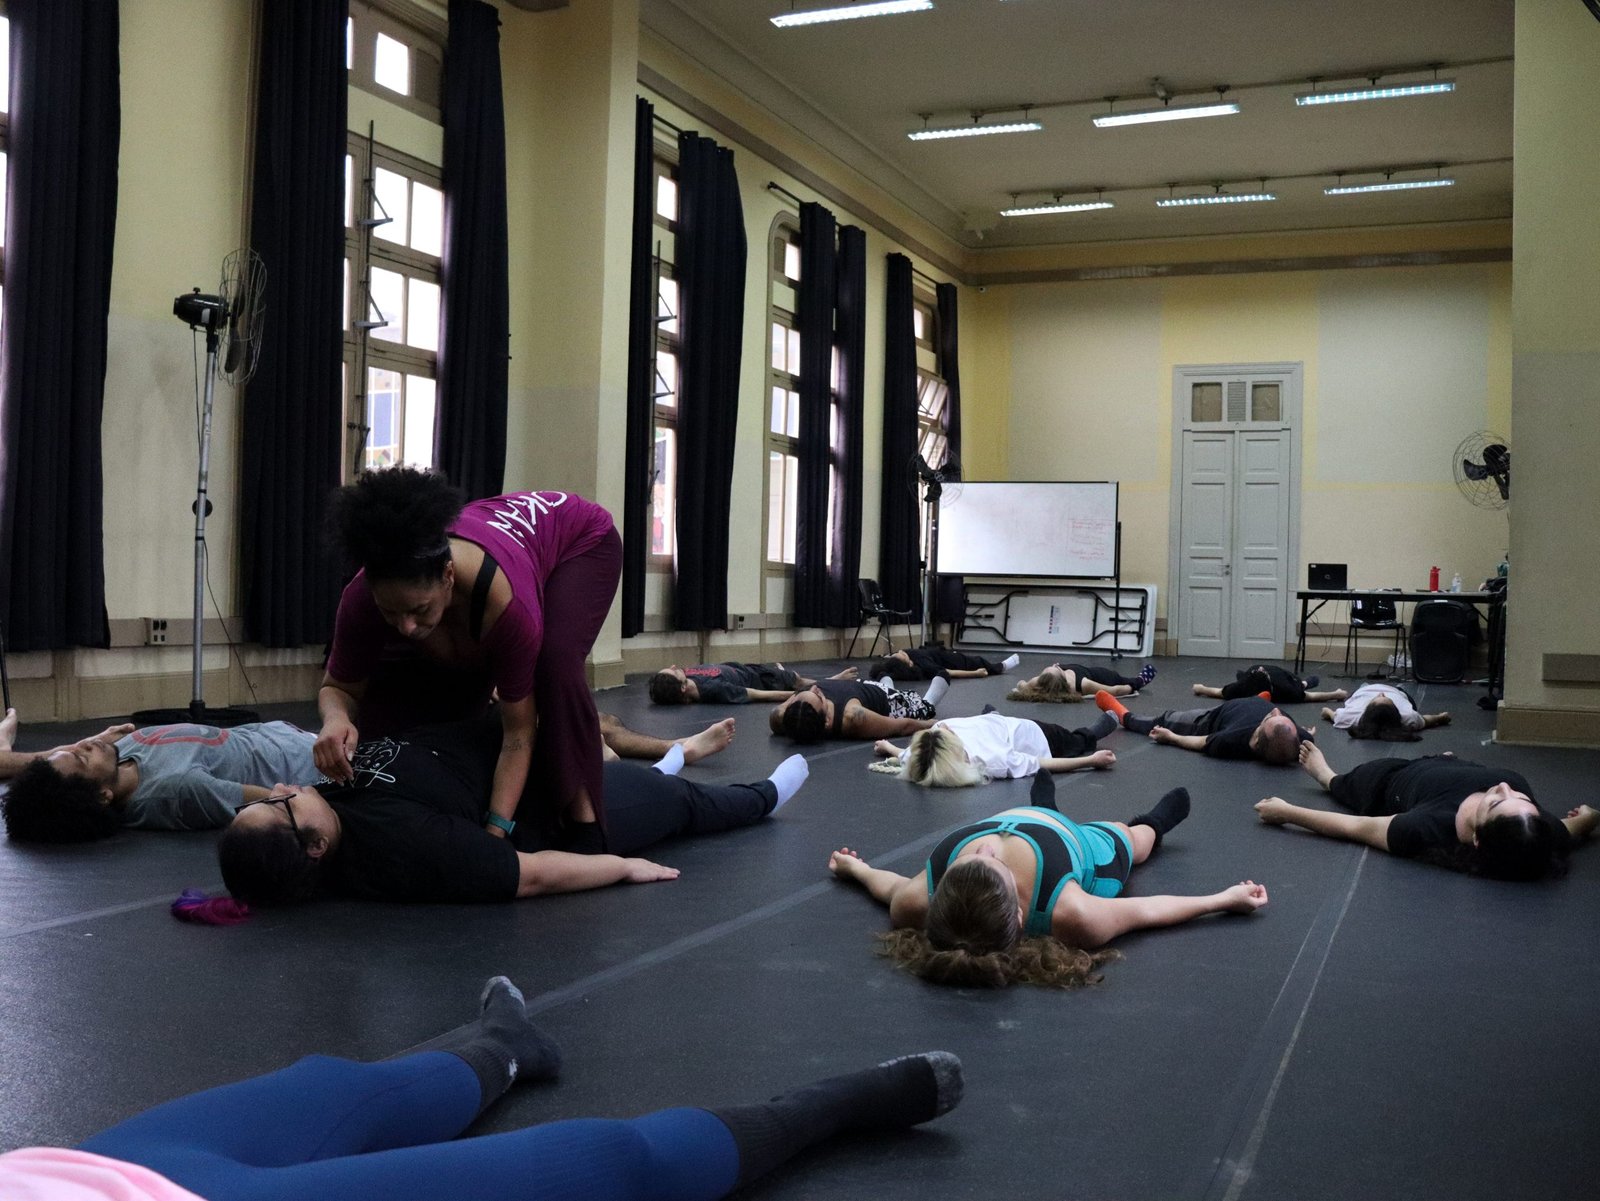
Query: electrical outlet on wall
xmin=144 ymin=618 xmax=169 ymax=645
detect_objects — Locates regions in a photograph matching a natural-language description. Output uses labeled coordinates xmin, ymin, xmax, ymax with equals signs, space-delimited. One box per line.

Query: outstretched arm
xmin=1422 ymin=712 xmax=1452 ymax=728
xmin=1255 ymin=797 xmax=1393 ymax=851
xmin=1054 ymin=881 xmax=1267 ymax=948
xmin=516 ymin=850 xmax=679 ymax=897
xmin=848 ymin=710 xmax=937 ymax=740
xmin=829 ymin=848 xmax=929 ymax=928
xmin=1041 ymin=750 xmax=1116 ymax=773
xmin=745 ymin=689 xmax=798 ymax=702
xmin=1563 ymin=805 xmax=1600 ymax=842
xmin=1150 ymin=727 xmax=1208 ymax=753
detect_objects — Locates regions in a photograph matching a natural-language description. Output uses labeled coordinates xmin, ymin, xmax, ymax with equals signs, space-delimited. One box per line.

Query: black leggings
xmin=906 ymin=647 xmax=1005 ymax=679
xmin=1029 ymin=718 xmax=1102 ymax=758
xmin=1063 ymin=663 xmax=1142 ymax=689
xmin=1218 ymin=665 xmax=1306 ymax=703
xmin=553 ymin=761 xmax=776 ymax=856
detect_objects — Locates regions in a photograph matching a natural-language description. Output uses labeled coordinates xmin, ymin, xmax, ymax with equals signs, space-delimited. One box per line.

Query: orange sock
xmin=1095 ymin=691 xmax=1130 ymax=721
xmin=1257 ymin=690 xmax=1272 ymax=700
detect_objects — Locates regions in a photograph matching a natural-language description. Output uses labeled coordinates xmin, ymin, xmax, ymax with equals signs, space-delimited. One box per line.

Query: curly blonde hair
xmin=1006 ymin=672 xmax=1085 ymax=704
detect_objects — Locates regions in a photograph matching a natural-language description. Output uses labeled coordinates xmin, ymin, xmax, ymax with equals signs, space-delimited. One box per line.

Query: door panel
xmin=1179 ymin=433 xmax=1233 ymax=655
xmin=1233 ymin=432 xmax=1291 ymax=658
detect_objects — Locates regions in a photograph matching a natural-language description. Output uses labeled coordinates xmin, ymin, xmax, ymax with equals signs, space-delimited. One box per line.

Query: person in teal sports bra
xmin=828 ymin=779 xmax=1267 ymax=989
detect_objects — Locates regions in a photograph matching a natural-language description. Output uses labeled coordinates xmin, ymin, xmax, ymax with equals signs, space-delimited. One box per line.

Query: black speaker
xmin=1411 ymin=599 xmax=1475 ymax=683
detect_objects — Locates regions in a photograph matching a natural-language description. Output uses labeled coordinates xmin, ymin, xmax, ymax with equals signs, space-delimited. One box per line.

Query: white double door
xmin=1171 ymin=366 xmax=1300 ymax=659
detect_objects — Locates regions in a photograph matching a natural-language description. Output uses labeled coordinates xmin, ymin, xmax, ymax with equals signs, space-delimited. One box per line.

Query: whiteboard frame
xmin=935 ymin=481 xmax=1120 ymax=579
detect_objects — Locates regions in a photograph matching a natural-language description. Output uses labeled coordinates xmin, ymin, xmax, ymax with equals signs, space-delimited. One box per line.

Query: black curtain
xmin=825 ymin=224 xmax=866 ymax=627
xmin=672 ymin=131 xmax=745 ymax=630
xmin=878 ymin=254 xmax=921 ymax=619
xmin=240 ymin=0 xmax=347 ymax=647
xmin=620 ymin=97 xmax=655 ymax=637
xmin=791 ymin=201 xmax=837 ymax=626
xmin=435 ymin=0 xmax=508 ymax=500
xmin=933 ymin=282 xmax=964 ymax=626
xmin=0 ymin=0 xmax=119 ymax=651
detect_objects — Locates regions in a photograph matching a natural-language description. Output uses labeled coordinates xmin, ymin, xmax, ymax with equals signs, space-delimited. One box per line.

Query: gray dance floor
xmin=3 ymin=652 xmax=1598 ymax=1199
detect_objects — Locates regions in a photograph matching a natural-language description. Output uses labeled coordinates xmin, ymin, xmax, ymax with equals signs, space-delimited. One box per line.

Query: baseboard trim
xmin=1494 ymin=703 xmax=1600 ymax=748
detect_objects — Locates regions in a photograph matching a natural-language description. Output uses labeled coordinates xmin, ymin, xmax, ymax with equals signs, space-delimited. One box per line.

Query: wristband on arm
xmin=484 ymin=812 xmax=516 ymax=835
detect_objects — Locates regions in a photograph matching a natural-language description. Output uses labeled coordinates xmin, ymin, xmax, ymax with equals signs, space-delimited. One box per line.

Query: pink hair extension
xmin=170 ymin=888 xmax=251 ymax=926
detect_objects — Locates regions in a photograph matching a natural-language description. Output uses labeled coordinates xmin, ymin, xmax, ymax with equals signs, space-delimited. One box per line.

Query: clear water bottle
xmin=1449 ymin=572 xmax=1462 ymax=593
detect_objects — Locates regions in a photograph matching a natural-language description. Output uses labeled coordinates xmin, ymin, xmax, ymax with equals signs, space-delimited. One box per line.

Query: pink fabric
xmin=0 ymin=1148 xmax=208 ymax=1201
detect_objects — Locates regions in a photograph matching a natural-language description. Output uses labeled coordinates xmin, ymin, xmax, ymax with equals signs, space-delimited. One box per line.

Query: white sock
xmin=652 ymin=743 xmax=686 ymax=776
xmin=1001 ymin=654 xmax=1020 ymax=672
xmin=923 ymin=676 xmax=950 ymax=707
xmin=767 ymin=754 xmax=809 ymax=810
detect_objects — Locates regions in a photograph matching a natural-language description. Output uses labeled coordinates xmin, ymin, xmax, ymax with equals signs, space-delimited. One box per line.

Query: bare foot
xmin=829 ymin=847 xmax=866 ymax=878
xmin=0 ymin=708 xmax=16 ymax=752
xmin=1220 ymin=881 xmax=1269 ymax=913
xmin=1297 ymin=740 xmax=1336 ymax=790
xmin=1192 ymin=683 xmax=1208 ymax=696
xmin=680 ymin=717 xmax=736 ymax=764
xmin=1320 ymin=707 xmax=1336 ymax=722
xmin=1087 ymin=749 xmax=1116 ymax=770
xmin=829 ymin=666 xmax=860 ymax=681
xmin=1327 ymin=689 xmax=1349 ymax=701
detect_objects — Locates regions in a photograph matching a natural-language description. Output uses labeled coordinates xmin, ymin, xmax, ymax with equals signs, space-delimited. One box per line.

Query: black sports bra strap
xmin=468 ymin=552 xmax=501 ymax=642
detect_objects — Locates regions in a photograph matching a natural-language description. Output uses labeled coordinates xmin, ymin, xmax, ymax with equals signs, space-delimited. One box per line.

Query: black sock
xmin=1030 ymin=770 xmax=1060 ymax=811
xmin=403 ymin=977 xmax=562 ymax=1115
xmin=1123 ymin=713 xmax=1158 ymax=735
xmin=1130 ymin=787 xmax=1191 ymax=850
xmin=708 ymin=1053 xmax=962 ymax=1189
xmin=1085 ymin=710 xmax=1119 ymax=740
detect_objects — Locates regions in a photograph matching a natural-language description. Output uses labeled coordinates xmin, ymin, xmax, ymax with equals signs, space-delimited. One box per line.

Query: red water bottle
xmin=1428 ymin=566 xmax=1440 ymax=591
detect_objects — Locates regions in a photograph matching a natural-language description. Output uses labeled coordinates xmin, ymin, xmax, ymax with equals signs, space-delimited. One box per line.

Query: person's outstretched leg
xmin=1128 ymin=787 xmax=1191 ymax=853
xmin=597 ymin=760 xmax=779 ymax=856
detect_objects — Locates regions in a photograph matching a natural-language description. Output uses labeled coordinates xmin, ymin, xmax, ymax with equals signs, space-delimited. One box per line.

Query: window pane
xmin=912 ymin=308 xmax=924 ymax=341
xmin=343 ymin=258 xmax=351 ymax=330
xmin=403 ymin=376 xmax=436 ymax=468
xmin=365 ymin=367 xmax=402 ymax=469
xmin=784 ymin=240 xmax=801 ymax=281
xmin=770 ymin=386 xmax=787 ymax=437
xmin=345 ymin=17 xmax=352 ymax=71
xmin=767 ymin=452 xmax=786 ymax=562
xmin=369 ymin=267 xmax=404 ymax=342
xmin=372 ymin=167 xmax=409 ymax=245
xmin=831 ymin=345 xmax=841 ymax=392
xmin=1191 ymin=382 xmax=1223 ymax=422
xmin=918 ymin=376 xmax=948 ymax=422
xmin=410 ymin=182 xmax=443 ymax=256
xmin=657 ymin=276 xmax=679 ymax=335
xmin=374 ymin=31 xmax=411 ymax=95
xmin=788 ymin=327 xmax=802 ymax=374
xmin=345 ymin=155 xmax=353 ymax=228
xmin=783 ymin=456 xmax=799 ymax=563
xmin=655 ymin=349 xmax=678 ymax=410
xmin=771 ymin=322 xmax=786 ymax=372
xmin=0 ymin=19 xmax=8 ymax=115
xmin=1252 ymin=382 xmax=1281 ymax=422
xmin=407 ymin=278 xmax=440 ymax=351
xmin=786 ymin=389 xmax=801 ymax=439
xmin=656 ymin=174 xmax=677 ymax=222
xmin=652 ymin=427 xmax=677 ymax=557
xmin=0 ymin=153 xmax=8 ymax=247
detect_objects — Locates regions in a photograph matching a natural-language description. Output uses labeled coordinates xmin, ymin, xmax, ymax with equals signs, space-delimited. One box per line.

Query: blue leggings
xmin=80 ymin=1051 xmax=741 ymax=1201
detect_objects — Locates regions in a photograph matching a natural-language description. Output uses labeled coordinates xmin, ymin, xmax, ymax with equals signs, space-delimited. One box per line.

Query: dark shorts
xmin=1030 ymin=719 xmax=1099 ymax=759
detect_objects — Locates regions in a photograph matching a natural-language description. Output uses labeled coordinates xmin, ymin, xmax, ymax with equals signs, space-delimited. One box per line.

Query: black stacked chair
xmin=845 ymin=578 xmax=914 ymax=658
xmin=1411 ymin=599 xmax=1477 ymax=684
xmin=1344 ymin=592 xmax=1407 ymax=678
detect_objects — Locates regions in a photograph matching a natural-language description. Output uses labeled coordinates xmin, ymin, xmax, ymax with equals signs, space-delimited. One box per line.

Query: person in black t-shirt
xmin=648 ymin=662 xmax=858 ymax=705
xmin=1254 ymin=741 xmax=1599 ymax=880
xmin=216 ymin=719 xmax=810 ymax=905
xmin=1095 ymin=693 xmax=1313 ymax=765
xmin=1190 ymin=663 xmax=1348 ymax=705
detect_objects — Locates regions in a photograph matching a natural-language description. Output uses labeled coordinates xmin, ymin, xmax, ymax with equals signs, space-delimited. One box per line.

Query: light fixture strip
xmin=1325 ymin=178 xmax=1455 ymax=195
xmin=1001 ymin=200 xmax=1115 ymax=216
xmin=1295 ymin=80 xmax=1455 ymax=106
xmin=908 ymin=121 xmax=1042 ymax=141
xmin=1093 ymin=102 xmax=1240 ymax=128
xmin=772 ymin=0 xmax=934 ymax=28
xmin=1155 ymin=192 xmax=1276 ymax=207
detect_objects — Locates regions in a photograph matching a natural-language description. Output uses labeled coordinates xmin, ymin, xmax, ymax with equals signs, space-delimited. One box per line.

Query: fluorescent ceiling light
xmin=1295 ymin=80 xmax=1455 ymax=105
xmin=1325 ymin=177 xmax=1455 ymax=195
xmin=1001 ymin=200 xmax=1114 ymax=216
xmin=771 ymin=0 xmax=933 ymax=28
xmin=1156 ymin=191 xmax=1276 ymax=207
xmin=909 ymin=120 xmax=1042 ymax=141
xmin=1093 ymin=101 xmax=1240 ymax=128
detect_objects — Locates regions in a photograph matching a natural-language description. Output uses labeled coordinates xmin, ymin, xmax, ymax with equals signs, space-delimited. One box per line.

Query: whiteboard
xmin=937 ymin=482 xmax=1118 ymax=578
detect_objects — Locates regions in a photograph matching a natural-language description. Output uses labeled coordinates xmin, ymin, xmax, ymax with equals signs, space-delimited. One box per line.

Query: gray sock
xmin=1086 ymin=710 xmax=1119 ymax=739
xmin=923 ymin=676 xmax=950 ymax=707
xmin=403 ymin=977 xmax=561 ymax=1116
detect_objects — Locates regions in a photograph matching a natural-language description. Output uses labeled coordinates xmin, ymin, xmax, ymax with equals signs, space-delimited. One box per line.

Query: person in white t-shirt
xmin=873 ymin=708 xmax=1118 ymax=786
xmin=1321 ymin=683 xmax=1451 ymax=742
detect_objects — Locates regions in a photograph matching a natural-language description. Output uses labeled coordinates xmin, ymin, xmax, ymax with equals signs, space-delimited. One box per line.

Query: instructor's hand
xmin=314 ymin=718 xmax=359 ymax=782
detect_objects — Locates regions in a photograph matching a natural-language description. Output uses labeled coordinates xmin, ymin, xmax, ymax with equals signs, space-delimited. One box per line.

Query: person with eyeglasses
xmin=0 ymin=975 xmax=963 ymax=1201
xmin=217 ymin=717 xmax=813 ymax=906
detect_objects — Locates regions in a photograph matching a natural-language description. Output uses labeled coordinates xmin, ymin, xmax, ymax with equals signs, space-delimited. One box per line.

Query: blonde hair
xmin=902 ymin=728 xmax=986 ymax=788
xmin=1006 ymin=671 xmax=1085 ymax=704
xmin=876 ymin=861 xmax=1118 ymax=989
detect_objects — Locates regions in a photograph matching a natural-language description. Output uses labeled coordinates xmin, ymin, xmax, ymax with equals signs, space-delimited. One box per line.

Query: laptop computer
xmin=1308 ymin=563 xmax=1348 ymax=590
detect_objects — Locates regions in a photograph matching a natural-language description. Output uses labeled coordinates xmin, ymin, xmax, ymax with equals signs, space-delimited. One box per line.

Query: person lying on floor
xmin=1095 ymin=692 xmax=1313 ymax=765
xmin=216 ymin=716 xmax=811 ymax=905
xmin=0 ymin=708 xmax=737 ymax=844
xmin=1254 ymin=741 xmax=1599 ymax=881
xmin=871 ymin=708 xmax=1119 ymax=785
xmin=828 ymin=774 xmax=1267 ymax=988
xmin=1190 ymin=663 xmax=1348 ymax=705
xmin=0 ymin=975 xmax=962 ymax=1201
xmin=866 ymin=646 xmax=1019 ymax=683
xmin=1005 ymin=661 xmax=1156 ymax=703
xmin=648 ymin=661 xmax=857 ymax=704
xmin=769 ymin=676 xmax=945 ymax=743
xmin=1319 ymin=682 xmax=1450 ymax=741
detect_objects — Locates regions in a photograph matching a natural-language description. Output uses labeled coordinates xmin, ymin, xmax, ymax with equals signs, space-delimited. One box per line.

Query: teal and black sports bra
xmin=926 ymin=806 xmax=1093 ymax=937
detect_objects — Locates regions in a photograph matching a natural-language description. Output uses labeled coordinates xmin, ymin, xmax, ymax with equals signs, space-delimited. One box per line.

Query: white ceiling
xmin=641 ymin=0 xmax=1514 ymax=249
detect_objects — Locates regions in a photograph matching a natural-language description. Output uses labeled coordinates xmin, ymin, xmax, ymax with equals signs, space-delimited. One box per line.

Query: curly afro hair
xmin=1 ymin=761 xmax=121 ymax=843
xmin=327 ymin=466 xmax=465 ymax=582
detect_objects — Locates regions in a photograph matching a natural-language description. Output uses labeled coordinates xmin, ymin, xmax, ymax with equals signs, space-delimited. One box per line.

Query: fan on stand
xmin=911 ymin=450 xmax=962 ymax=647
xmin=1453 ymin=431 xmax=1510 ymax=510
xmin=133 ymin=250 xmax=266 ymax=728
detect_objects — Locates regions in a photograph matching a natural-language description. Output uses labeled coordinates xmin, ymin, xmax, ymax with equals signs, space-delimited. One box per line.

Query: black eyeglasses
xmin=239 ymin=792 xmax=300 ymax=837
